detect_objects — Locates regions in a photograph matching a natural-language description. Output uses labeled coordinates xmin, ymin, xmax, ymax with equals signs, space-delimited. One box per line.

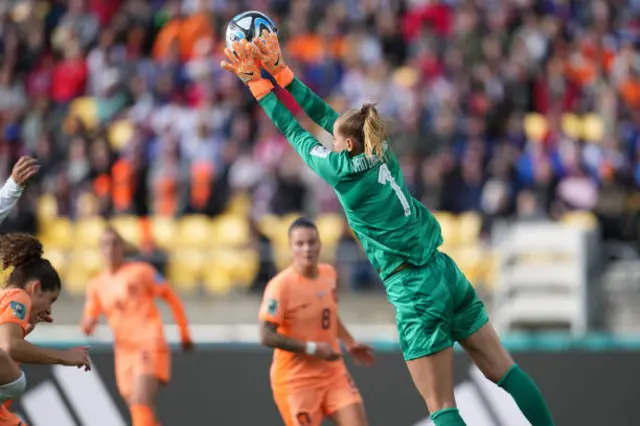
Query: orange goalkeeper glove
xmin=221 ymin=40 xmax=273 ymax=100
xmin=254 ymin=30 xmax=295 ymax=88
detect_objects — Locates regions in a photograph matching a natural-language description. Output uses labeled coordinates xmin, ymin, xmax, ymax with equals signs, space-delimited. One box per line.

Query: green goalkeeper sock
xmin=430 ymin=408 xmax=466 ymax=425
xmin=498 ymin=365 xmax=554 ymax=426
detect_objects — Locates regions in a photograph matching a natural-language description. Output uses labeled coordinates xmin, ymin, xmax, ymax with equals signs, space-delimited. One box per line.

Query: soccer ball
xmin=225 ymin=11 xmax=278 ymax=50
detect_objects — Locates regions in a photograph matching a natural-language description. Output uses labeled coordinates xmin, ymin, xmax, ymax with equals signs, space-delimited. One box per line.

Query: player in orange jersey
xmin=0 ymin=234 xmax=91 ymax=426
xmin=81 ymin=227 xmax=193 ymax=426
xmin=259 ymin=217 xmax=375 ymax=426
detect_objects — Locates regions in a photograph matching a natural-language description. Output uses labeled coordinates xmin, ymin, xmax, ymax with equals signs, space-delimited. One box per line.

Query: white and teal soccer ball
xmin=225 ymin=11 xmax=278 ymax=50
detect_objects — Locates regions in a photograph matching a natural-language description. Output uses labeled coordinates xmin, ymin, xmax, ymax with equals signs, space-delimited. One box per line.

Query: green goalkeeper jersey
xmin=259 ymin=78 xmax=443 ymax=280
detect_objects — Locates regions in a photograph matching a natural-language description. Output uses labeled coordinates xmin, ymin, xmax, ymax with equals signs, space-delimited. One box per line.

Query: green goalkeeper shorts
xmin=384 ymin=250 xmax=489 ymax=361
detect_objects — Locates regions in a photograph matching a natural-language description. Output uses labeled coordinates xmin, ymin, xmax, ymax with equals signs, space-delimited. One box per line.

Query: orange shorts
xmin=114 ymin=347 xmax=171 ymax=400
xmin=0 ymin=405 xmax=26 ymax=425
xmin=273 ymin=373 xmax=363 ymax=426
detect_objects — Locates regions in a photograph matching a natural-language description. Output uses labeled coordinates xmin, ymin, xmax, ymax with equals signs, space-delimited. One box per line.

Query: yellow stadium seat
xmin=256 ymin=214 xmax=285 ymax=241
xmin=582 ymin=113 xmax=604 ymax=143
xmin=69 ymin=97 xmax=98 ymax=129
xmin=176 ymin=215 xmax=214 ymax=248
xmin=560 ymin=211 xmax=598 ymax=231
xmin=216 ymin=248 xmax=259 ymax=287
xmin=457 ymin=212 xmax=482 ymax=245
xmin=36 ymin=194 xmax=58 ymax=225
xmin=523 ymin=113 xmax=548 ymax=143
xmin=110 ymin=215 xmax=141 ymax=247
xmin=76 ymin=191 xmax=100 ymax=219
xmin=64 ymin=249 xmax=103 ymax=296
xmin=316 ymin=213 xmax=345 ymax=247
xmin=150 ymin=216 xmax=177 ymax=250
xmin=448 ymin=245 xmax=485 ymax=285
xmin=108 ymin=120 xmax=134 ymax=151
xmin=561 ymin=113 xmax=582 ymax=139
xmin=202 ymin=267 xmax=235 ymax=295
xmin=43 ymin=248 xmax=68 ymax=278
xmin=211 ymin=214 xmax=251 ymax=247
xmin=282 ymin=213 xmax=304 ymax=229
xmin=432 ymin=211 xmax=457 ymax=246
xmin=39 ymin=217 xmax=74 ymax=250
xmin=166 ymin=249 xmax=204 ymax=293
xmin=74 ymin=217 xmax=108 ymax=248
xmin=224 ymin=192 xmax=251 ymax=216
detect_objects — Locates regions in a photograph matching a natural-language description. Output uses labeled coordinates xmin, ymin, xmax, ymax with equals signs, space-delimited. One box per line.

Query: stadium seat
xmin=561 ymin=113 xmax=582 ymax=139
xmin=108 ymin=120 xmax=134 ymax=151
xmin=202 ymin=265 xmax=235 ymax=295
xmin=211 ymin=214 xmax=251 ymax=247
xmin=224 ymin=192 xmax=251 ymax=216
xmin=68 ymin=97 xmax=98 ymax=129
xmin=74 ymin=217 xmax=108 ymax=248
xmin=448 ymin=245 xmax=485 ymax=286
xmin=274 ymin=244 xmax=293 ymax=271
xmin=110 ymin=215 xmax=141 ymax=247
xmin=43 ymin=248 xmax=68 ymax=278
xmin=582 ymin=113 xmax=604 ymax=143
xmin=203 ymin=248 xmax=260 ymax=293
xmin=39 ymin=217 xmax=74 ymax=250
xmin=256 ymin=214 xmax=285 ymax=242
xmin=36 ymin=194 xmax=58 ymax=226
xmin=457 ymin=212 xmax=482 ymax=245
xmin=64 ymin=249 xmax=103 ymax=296
xmin=432 ymin=211 xmax=457 ymax=246
xmin=315 ymin=213 xmax=344 ymax=247
xmin=523 ymin=113 xmax=548 ymax=143
xmin=175 ymin=215 xmax=214 ymax=249
xmin=150 ymin=216 xmax=177 ymax=250
xmin=560 ymin=211 xmax=598 ymax=231
xmin=166 ymin=249 xmax=204 ymax=293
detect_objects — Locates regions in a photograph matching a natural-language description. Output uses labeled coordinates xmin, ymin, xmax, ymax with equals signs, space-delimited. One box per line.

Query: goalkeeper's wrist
xmin=273 ymin=66 xmax=295 ymax=88
xmin=248 ymin=79 xmax=274 ymax=100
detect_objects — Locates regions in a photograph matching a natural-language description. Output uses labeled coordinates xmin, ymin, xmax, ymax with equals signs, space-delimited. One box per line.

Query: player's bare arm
xmin=260 ymin=321 xmax=306 ymax=353
xmin=260 ymin=321 xmax=341 ymax=361
xmin=0 ymin=323 xmax=90 ymax=370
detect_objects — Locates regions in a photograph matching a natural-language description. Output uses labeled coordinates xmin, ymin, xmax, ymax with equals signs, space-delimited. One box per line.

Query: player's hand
xmin=313 ymin=342 xmax=341 ymax=362
xmin=81 ymin=318 xmax=97 ymax=336
xmin=181 ymin=338 xmax=194 ymax=353
xmin=347 ymin=343 xmax=375 ymax=367
xmin=36 ymin=309 xmax=54 ymax=324
xmin=11 ymin=156 xmax=40 ymax=186
xmin=254 ymin=30 xmax=294 ymax=87
xmin=221 ymin=40 xmax=262 ymax=84
xmin=61 ymin=346 xmax=91 ymax=371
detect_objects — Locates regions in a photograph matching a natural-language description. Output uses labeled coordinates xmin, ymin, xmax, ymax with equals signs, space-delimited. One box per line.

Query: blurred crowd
xmin=1 ymin=0 xmax=640 ymax=251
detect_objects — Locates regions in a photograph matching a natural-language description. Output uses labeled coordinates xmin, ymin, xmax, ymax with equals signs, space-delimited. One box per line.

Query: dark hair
xmin=338 ymin=103 xmax=387 ymax=159
xmin=103 ymin=226 xmax=139 ymax=257
xmin=288 ymin=217 xmax=318 ymax=237
xmin=0 ymin=234 xmax=61 ymax=291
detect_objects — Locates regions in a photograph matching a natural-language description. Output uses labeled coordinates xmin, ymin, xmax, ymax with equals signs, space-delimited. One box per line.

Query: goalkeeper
xmin=221 ymin=36 xmax=555 ymax=426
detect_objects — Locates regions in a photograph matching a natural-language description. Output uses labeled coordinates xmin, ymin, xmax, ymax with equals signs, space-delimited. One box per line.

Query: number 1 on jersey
xmin=378 ymin=164 xmax=411 ymax=216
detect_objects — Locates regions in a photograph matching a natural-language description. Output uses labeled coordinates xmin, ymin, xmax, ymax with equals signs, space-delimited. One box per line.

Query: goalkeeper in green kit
xmin=221 ymin=34 xmax=554 ymax=426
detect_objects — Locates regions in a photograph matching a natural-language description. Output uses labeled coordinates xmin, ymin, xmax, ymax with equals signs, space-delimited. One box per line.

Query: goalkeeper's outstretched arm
xmin=259 ymin=92 xmax=345 ymax=187
xmin=254 ymin=31 xmax=339 ymax=134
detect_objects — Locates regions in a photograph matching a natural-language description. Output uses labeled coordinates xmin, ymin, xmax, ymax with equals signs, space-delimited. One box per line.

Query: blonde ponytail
xmin=361 ymin=103 xmax=387 ymax=160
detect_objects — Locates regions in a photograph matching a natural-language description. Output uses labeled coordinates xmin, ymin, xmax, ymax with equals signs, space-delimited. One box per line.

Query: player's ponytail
xmin=361 ymin=103 xmax=387 ymax=160
xmin=338 ymin=103 xmax=388 ymax=160
xmin=0 ymin=233 xmax=60 ymax=291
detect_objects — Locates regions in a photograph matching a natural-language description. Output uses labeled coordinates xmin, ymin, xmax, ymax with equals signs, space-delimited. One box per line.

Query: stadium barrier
xmin=13 ymin=341 xmax=640 ymax=426
xmin=493 ymin=222 xmax=600 ymax=334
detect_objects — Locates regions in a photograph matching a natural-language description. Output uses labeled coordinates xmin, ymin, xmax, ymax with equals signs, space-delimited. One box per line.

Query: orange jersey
xmin=83 ymin=262 xmax=171 ymax=350
xmin=0 ymin=288 xmax=31 ymax=337
xmin=259 ymin=264 xmax=347 ymax=392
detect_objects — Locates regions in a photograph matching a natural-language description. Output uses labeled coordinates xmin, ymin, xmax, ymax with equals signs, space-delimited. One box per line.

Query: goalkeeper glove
xmin=254 ymin=30 xmax=294 ymax=88
xmin=221 ymin=40 xmax=273 ymax=100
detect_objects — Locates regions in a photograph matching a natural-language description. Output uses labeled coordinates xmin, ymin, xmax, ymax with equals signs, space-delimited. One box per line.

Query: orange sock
xmin=129 ymin=404 xmax=157 ymax=426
